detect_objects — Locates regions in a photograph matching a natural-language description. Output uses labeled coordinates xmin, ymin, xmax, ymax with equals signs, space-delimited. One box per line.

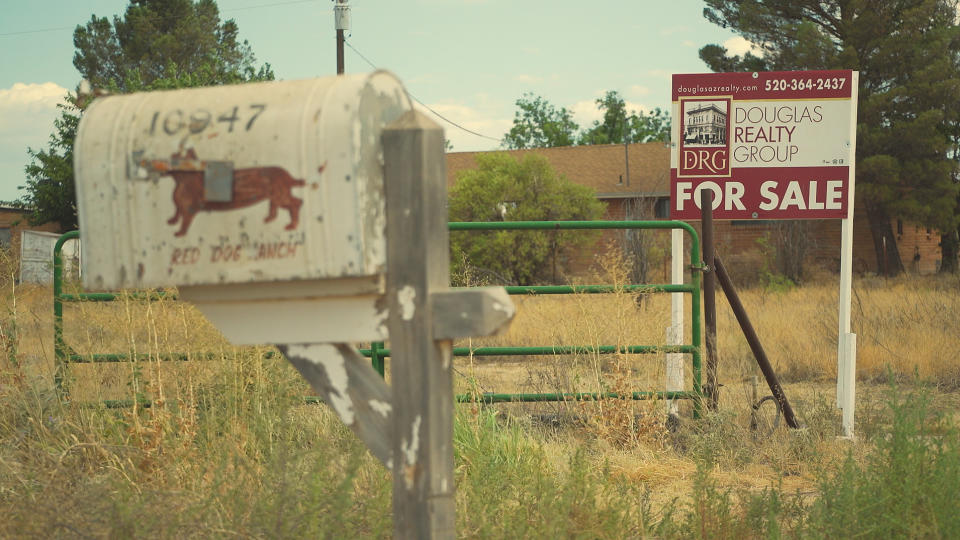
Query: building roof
xmin=445 ymin=142 xmax=671 ymax=199
xmin=686 ymin=103 xmax=725 ymax=116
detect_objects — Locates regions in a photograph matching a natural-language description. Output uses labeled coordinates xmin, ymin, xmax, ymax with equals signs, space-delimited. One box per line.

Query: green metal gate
xmin=53 ymin=221 xmax=702 ymax=406
xmin=361 ymin=221 xmax=703 ymax=404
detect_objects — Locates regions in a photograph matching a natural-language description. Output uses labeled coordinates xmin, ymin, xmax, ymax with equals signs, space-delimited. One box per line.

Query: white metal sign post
xmin=837 ymin=77 xmax=859 ymax=438
xmin=669 ymin=70 xmax=859 ymax=437
xmin=667 ymin=229 xmax=684 ymax=418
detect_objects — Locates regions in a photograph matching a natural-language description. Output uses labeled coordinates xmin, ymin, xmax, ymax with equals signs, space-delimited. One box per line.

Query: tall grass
xmin=2 ymin=245 xmax=960 ymax=537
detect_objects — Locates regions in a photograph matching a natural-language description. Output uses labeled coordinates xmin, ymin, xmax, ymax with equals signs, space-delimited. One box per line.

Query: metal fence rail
xmin=53 ymin=221 xmax=703 ymax=407
xmin=362 ymin=220 xmax=704 ymax=405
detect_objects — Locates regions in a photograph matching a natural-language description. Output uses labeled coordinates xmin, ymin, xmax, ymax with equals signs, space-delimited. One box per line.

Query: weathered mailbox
xmin=75 ymin=72 xmax=411 ymax=344
xmin=74 ymin=72 xmax=514 ymax=540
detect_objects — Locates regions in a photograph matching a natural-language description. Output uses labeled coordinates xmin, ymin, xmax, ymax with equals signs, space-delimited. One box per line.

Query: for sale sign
xmin=671 ymin=70 xmax=857 ymax=220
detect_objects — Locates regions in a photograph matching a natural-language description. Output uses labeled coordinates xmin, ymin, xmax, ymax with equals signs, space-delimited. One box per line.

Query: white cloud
xmin=0 ymin=82 xmax=70 ymax=201
xmin=629 ymin=85 xmax=651 ymax=97
xmin=570 ymin=99 xmax=603 ymax=127
xmin=724 ymin=36 xmax=762 ymax=57
xmin=570 ymin=97 xmax=650 ymax=128
xmin=621 ymin=100 xmax=650 ymax=115
xmin=0 ymin=82 xmax=68 ymax=118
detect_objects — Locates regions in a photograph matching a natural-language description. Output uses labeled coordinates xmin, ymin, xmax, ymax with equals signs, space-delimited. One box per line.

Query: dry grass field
xmin=2 ymin=244 xmax=960 ymax=537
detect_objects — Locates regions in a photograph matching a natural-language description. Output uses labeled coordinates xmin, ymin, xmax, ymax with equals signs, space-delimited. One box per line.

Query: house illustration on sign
xmin=684 ymin=102 xmax=728 ymax=146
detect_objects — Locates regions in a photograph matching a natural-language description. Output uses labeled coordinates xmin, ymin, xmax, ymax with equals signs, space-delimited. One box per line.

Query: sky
xmin=0 ymin=0 xmax=748 ymax=203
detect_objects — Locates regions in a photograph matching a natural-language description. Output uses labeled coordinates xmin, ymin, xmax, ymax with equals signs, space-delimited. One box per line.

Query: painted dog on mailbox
xmin=141 ymin=149 xmax=313 ymax=237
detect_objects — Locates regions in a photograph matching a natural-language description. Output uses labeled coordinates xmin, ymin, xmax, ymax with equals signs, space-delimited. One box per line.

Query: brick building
xmin=684 ymin=102 xmax=727 ymax=145
xmin=446 ymin=143 xmax=944 ymax=282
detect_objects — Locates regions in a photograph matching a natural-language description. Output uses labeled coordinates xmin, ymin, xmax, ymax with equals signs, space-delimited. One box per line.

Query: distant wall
xmin=562 ymin=198 xmax=942 ymax=284
xmin=19 ymin=230 xmax=80 ymax=284
xmin=0 ymin=207 xmax=62 ymax=282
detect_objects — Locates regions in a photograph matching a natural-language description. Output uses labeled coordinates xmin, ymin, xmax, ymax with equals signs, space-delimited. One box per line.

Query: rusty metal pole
xmin=714 ymin=255 xmax=801 ymax=429
xmin=700 ymin=189 xmax=719 ymax=411
xmin=336 ymin=30 xmax=345 ymax=74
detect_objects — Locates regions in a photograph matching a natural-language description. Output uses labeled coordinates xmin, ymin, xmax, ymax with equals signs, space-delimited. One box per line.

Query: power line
xmin=0 ymin=26 xmax=73 ymax=38
xmin=344 ymin=38 xmax=503 ymax=144
xmin=1 ymin=2 xmax=507 ymax=146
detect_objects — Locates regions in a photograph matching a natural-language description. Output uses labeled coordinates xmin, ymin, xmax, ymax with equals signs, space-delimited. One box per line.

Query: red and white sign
xmin=671 ymin=70 xmax=858 ymax=220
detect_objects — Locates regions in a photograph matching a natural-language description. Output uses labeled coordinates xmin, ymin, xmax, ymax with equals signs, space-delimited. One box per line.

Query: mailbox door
xmin=75 ymin=71 xmax=412 ymax=291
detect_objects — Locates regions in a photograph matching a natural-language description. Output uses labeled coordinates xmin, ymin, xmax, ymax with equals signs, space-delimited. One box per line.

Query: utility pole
xmin=623 ymin=121 xmax=630 ymax=187
xmin=334 ymin=0 xmax=350 ymax=75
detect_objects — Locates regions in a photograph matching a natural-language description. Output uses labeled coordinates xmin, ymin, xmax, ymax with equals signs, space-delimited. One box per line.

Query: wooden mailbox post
xmin=280 ymin=111 xmax=514 ymax=538
xmin=74 ymin=74 xmax=514 ymax=539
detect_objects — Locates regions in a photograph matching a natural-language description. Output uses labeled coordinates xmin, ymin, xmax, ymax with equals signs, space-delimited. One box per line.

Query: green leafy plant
xmin=449 ymin=152 xmax=605 ymax=285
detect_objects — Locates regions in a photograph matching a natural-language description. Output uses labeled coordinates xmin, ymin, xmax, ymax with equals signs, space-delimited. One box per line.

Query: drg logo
xmin=678 ymin=97 xmax=732 ymax=177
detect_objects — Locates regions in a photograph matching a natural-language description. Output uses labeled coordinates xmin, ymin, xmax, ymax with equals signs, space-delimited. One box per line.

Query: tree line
xmin=13 ymin=0 xmax=960 ymax=277
xmin=501 ymin=91 xmax=671 ymax=149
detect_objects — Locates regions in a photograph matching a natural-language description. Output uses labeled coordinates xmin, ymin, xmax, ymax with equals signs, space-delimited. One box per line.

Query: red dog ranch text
xmin=169 ymin=241 xmax=300 ymax=266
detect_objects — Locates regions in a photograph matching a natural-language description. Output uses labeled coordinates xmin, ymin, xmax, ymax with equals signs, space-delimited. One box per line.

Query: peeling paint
xmin=401 ymin=415 xmax=422 ymax=465
xmin=439 ymin=341 xmax=452 ymax=370
xmin=404 ymin=464 xmax=417 ymax=490
xmin=398 ymin=285 xmax=416 ymax=320
xmin=492 ymin=300 xmax=516 ymax=318
xmin=401 ymin=415 xmax=422 ymax=490
xmin=369 ymin=399 xmax=392 ymax=417
xmin=352 ymin=117 xmax=364 ymax=166
xmin=375 ymin=305 xmax=389 ymax=339
xmin=373 ymin=296 xmax=390 ymax=339
xmin=287 ymin=343 xmax=355 ymax=425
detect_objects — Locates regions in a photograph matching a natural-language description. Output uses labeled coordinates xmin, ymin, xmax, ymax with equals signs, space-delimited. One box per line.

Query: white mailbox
xmin=74 ymin=72 xmax=413 ymax=344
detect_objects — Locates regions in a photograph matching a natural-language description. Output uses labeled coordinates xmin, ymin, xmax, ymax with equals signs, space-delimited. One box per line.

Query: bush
xmin=807 ymin=385 xmax=960 ymax=537
xmin=449 ymin=153 xmax=605 ymax=285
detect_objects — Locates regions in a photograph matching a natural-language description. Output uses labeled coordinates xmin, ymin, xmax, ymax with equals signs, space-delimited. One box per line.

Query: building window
xmin=0 ymin=228 xmax=10 ymax=249
xmin=654 ymin=197 xmax=670 ymax=219
xmin=731 ymin=220 xmax=777 ymax=226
